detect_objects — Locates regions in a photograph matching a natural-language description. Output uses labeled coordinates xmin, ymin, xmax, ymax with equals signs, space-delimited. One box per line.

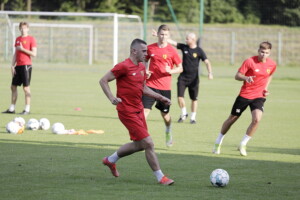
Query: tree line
xmin=1 ymin=0 xmax=299 ymax=26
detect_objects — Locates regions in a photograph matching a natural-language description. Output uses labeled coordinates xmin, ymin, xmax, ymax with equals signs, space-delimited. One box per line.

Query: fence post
xmin=278 ymin=32 xmax=282 ymax=65
xmin=230 ymin=32 xmax=235 ymax=65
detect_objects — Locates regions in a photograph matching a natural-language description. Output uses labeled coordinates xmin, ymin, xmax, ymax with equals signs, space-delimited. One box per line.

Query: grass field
xmin=0 ymin=63 xmax=299 ymax=200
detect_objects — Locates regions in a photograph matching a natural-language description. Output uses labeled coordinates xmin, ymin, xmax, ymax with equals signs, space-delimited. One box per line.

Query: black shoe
xmin=177 ymin=114 xmax=188 ymax=123
xmin=19 ymin=110 xmax=30 ymax=115
xmin=2 ymin=109 xmax=15 ymax=114
xmin=190 ymin=120 xmax=196 ymax=124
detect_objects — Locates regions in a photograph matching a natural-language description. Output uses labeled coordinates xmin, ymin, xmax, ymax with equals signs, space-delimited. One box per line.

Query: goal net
xmin=0 ymin=11 xmax=143 ymax=66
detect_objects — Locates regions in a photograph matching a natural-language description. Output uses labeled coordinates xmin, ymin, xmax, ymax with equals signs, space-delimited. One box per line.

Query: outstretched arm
xmin=143 ymin=85 xmax=171 ymax=106
xmin=99 ymin=71 xmax=122 ymax=105
xmin=152 ymin=29 xmax=177 ymax=47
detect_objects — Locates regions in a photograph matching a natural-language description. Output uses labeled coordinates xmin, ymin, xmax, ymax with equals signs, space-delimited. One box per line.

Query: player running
xmin=143 ymin=24 xmax=183 ymax=147
xmin=212 ymin=41 xmax=276 ymax=156
xmin=100 ymin=39 xmax=174 ymax=185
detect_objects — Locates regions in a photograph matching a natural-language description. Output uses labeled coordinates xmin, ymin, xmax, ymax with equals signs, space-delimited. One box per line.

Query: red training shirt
xmin=111 ymin=58 xmax=146 ymax=113
xmin=15 ymin=35 xmax=37 ymax=66
xmin=238 ymin=56 xmax=276 ymax=99
xmin=146 ymin=43 xmax=182 ymax=90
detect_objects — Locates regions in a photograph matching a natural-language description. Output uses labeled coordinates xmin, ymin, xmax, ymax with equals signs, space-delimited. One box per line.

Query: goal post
xmin=0 ymin=11 xmax=143 ymax=66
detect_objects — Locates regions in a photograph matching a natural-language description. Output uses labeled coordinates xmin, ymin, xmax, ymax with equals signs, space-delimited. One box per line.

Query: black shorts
xmin=142 ymin=87 xmax=171 ymax=113
xmin=12 ymin=65 xmax=32 ymax=87
xmin=231 ymin=96 xmax=266 ymax=116
xmin=177 ymin=76 xmax=199 ymax=100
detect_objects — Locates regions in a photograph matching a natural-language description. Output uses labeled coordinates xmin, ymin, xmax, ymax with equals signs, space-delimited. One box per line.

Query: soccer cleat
xmin=19 ymin=110 xmax=30 ymax=115
xmin=102 ymin=157 xmax=119 ymax=177
xmin=177 ymin=114 xmax=188 ymax=123
xmin=165 ymin=132 xmax=173 ymax=147
xmin=159 ymin=176 xmax=174 ymax=185
xmin=238 ymin=145 xmax=247 ymax=156
xmin=212 ymin=144 xmax=221 ymax=154
xmin=2 ymin=109 xmax=15 ymax=114
xmin=190 ymin=120 xmax=196 ymax=124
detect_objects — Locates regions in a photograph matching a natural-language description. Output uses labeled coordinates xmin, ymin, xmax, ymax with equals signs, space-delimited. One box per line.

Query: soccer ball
xmin=210 ymin=169 xmax=230 ymax=187
xmin=6 ymin=121 xmax=24 ymax=134
xmin=39 ymin=118 xmax=50 ymax=130
xmin=51 ymin=122 xmax=65 ymax=134
xmin=14 ymin=117 xmax=26 ymax=127
xmin=26 ymin=118 xmax=40 ymax=130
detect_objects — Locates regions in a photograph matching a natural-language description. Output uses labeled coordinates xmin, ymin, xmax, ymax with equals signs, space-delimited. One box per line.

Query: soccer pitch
xmin=0 ymin=64 xmax=299 ymax=200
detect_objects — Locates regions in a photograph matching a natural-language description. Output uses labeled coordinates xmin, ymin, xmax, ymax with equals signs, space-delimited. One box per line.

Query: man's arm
xmin=235 ymin=71 xmax=255 ymax=83
xmin=99 ymin=71 xmax=122 ymax=105
xmin=165 ymin=63 xmax=183 ymax=75
xmin=152 ymin=29 xmax=177 ymax=47
xmin=16 ymin=43 xmax=37 ymax=57
xmin=204 ymin=59 xmax=213 ymax=80
xmin=11 ymin=52 xmax=17 ymax=76
xmin=143 ymin=85 xmax=171 ymax=106
xmin=263 ymin=75 xmax=273 ymax=97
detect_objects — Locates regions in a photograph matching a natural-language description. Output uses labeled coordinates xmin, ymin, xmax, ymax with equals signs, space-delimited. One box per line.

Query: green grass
xmin=0 ymin=64 xmax=299 ymax=200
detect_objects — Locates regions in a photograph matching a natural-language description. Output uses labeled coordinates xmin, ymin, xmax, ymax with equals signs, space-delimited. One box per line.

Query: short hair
xmin=157 ymin=24 xmax=170 ymax=33
xmin=130 ymin=38 xmax=147 ymax=49
xmin=259 ymin=41 xmax=272 ymax=50
xmin=19 ymin=21 xmax=29 ymax=29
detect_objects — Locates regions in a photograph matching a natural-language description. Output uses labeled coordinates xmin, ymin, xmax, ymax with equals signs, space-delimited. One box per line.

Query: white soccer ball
xmin=39 ymin=118 xmax=50 ymax=130
xmin=26 ymin=118 xmax=40 ymax=130
xmin=6 ymin=121 xmax=23 ymax=134
xmin=210 ymin=169 xmax=230 ymax=187
xmin=51 ymin=122 xmax=65 ymax=134
xmin=14 ymin=117 xmax=26 ymax=127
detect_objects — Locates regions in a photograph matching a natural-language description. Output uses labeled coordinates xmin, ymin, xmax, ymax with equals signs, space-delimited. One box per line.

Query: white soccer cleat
xmin=238 ymin=145 xmax=247 ymax=156
xmin=212 ymin=144 xmax=221 ymax=154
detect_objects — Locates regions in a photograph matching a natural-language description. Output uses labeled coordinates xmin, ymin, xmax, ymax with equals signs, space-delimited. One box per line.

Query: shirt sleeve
xmin=111 ymin=63 xmax=126 ymax=78
xmin=238 ymin=59 xmax=251 ymax=74
xmin=171 ymin=46 xmax=182 ymax=65
xmin=176 ymin=43 xmax=185 ymax=50
xmin=198 ymin=48 xmax=208 ymax=61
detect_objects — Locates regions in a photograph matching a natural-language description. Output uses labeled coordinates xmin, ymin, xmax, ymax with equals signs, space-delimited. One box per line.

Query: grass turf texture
xmin=0 ymin=63 xmax=299 ymax=200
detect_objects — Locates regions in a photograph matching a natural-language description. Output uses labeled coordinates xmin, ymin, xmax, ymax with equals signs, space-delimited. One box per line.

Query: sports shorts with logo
xmin=12 ymin=65 xmax=32 ymax=86
xmin=142 ymin=87 xmax=171 ymax=113
xmin=118 ymin=111 xmax=150 ymax=141
xmin=231 ymin=96 xmax=266 ymax=116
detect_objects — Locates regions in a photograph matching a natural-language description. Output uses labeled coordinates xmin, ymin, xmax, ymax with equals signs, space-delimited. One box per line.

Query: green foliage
xmin=1 ymin=0 xmax=299 ymax=26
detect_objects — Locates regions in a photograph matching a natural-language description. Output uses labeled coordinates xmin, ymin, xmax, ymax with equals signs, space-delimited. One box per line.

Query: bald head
xmin=185 ymin=32 xmax=197 ymax=47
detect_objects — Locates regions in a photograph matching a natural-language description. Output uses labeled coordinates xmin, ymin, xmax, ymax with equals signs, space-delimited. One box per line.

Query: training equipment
xmin=159 ymin=176 xmax=175 ymax=185
xmin=102 ymin=157 xmax=119 ymax=177
xmin=51 ymin=123 xmax=65 ymax=134
xmin=39 ymin=118 xmax=51 ymax=130
xmin=14 ymin=117 xmax=26 ymax=127
xmin=26 ymin=118 xmax=40 ymax=130
xmin=6 ymin=121 xmax=23 ymax=134
xmin=210 ymin=169 xmax=230 ymax=187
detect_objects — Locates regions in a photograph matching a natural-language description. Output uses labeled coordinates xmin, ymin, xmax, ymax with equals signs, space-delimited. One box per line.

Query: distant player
xmin=2 ymin=21 xmax=37 ymax=115
xmin=100 ymin=38 xmax=174 ymax=185
xmin=143 ymin=24 xmax=183 ymax=147
xmin=152 ymin=30 xmax=213 ymax=124
xmin=212 ymin=41 xmax=276 ymax=156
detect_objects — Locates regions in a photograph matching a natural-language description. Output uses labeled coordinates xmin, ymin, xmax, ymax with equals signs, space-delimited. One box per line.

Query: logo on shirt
xmin=193 ymin=53 xmax=197 ymax=58
xmin=151 ymin=54 xmax=155 ymax=57
xmin=132 ymin=73 xmax=136 ymax=76
xmin=266 ymin=69 xmax=271 ymax=74
xmin=184 ymin=51 xmax=188 ymax=54
xmin=236 ymin=109 xmax=240 ymax=113
xmin=255 ymin=69 xmax=260 ymax=72
xmin=162 ymin=54 xmax=167 ymax=59
xmin=23 ymin=40 xmax=27 ymax=44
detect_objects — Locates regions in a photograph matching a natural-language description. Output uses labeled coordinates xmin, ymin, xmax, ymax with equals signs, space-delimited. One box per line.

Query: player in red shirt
xmin=212 ymin=41 xmax=276 ymax=156
xmin=100 ymin=39 xmax=174 ymax=185
xmin=2 ymin=22 xmax=37 ymax=115
xmin=142 ymin=24 xmax=183 ymax=147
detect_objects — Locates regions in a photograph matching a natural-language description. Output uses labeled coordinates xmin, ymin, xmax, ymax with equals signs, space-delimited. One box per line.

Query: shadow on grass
xmin=0 ymin=139 xmax=299 ymax=200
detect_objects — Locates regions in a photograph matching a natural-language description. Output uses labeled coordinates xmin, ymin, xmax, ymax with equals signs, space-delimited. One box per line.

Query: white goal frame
xmin=1 ymin=11 xmax=143 ymax=65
